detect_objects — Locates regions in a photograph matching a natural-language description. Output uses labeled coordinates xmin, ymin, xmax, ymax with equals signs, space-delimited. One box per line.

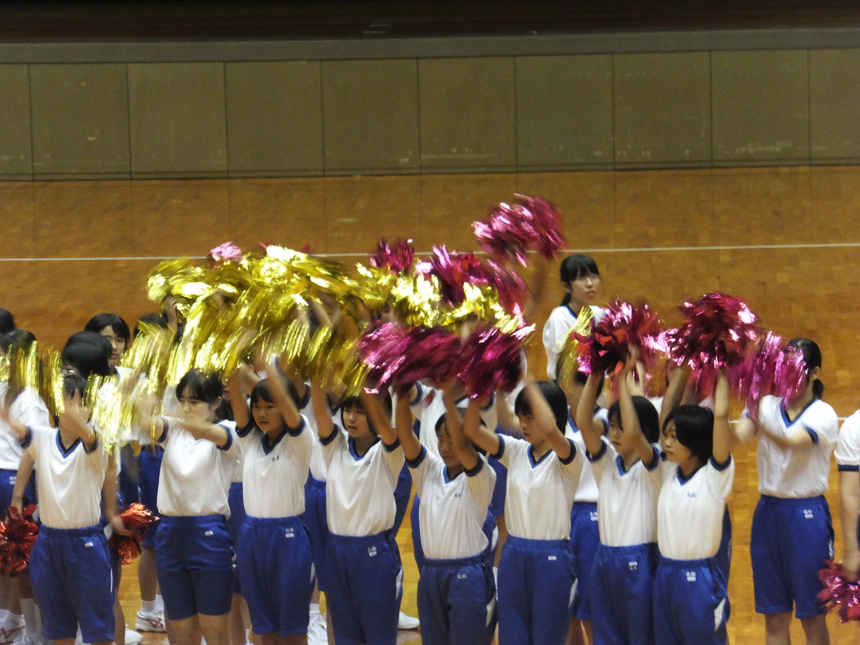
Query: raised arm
xmin=359 ymin=389 xmax=397 ymax=447
xmin=618 ymin=352 xmax=656 ymax=464
xmin=660 ymin=364 xmax=693 ymax=432
xmin=60 ymin=400 xmax=98 ymax=451
xmin=227 ymin=370 xmax=251 ymax=430
xmin=574 ymin=373 xmax=608 ymax=456
xmin=462 ymin=398 xmax=501 ymax=458
xmin=712 ymin=369 xmax=730 ymax=465
xmin=263 ymin=362 xmax=303 ymax=429
xmin=395 ymin=395 xmax=422 ymax=462
xmin=446 ymin=392 xmax=481 ymax=472
xmin=179 ymin=418 xmax=230 ymax=447
xmin=524 ymin=379 xmax=572 ymax=461
xmin=310 ymin=378 xmax=335 ymax=440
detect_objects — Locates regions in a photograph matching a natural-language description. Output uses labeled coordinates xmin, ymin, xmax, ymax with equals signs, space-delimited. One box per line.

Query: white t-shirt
xmin=409 ymin=447 xmax=495 ymax=560
xmin=23 ymin=425 xmax=109 ymax=529
xmin=411 ymin=384 xmax=498 ymax=459
xmin=494 ymin=435 xmax=582 ymax=540
xmin=299 ymin=387 xmax=329 ymax=482
xmin=542 ymin=304 xmax=605 ymax=379
xmin=565 ymin=409 xmax=608 ymax=503
xmin=239 ymin=416 xmax=313 ymax=518
xmin=657 ymin=457 xmax=734 ymax=560
xmin=835 ymin=411 xmax=860 ymax=473
xmin=0 ymin=386 xmax=50 ymax=470
xmin=156 ymin=418 xmax=241 ymax=517
xmin=589 ymin=439 xmax=662 ymax=546
xmin=756 ymin=396 xmax=838 ymax=498
xmin=321 ymin=425 xmax=405 ymax=536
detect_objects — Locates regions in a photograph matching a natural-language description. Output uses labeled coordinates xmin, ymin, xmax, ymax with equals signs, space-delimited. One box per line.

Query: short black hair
xmin=61 ymin=341 xmax=112 ymax=379
xmin=0 ymin=309 xmax=15 ymax=336
xmin=176 ymin=370 xmax=231 ymax=421
xmin=339 ymin=394 xmax=391 ymax=436
xmin=63 ymin=374 xmax=88 ymax=400
xmin=514 ymin=381 xmax=568 ymax=432
xmin=250 ymin=377 xmax=301 ymax=409
xmin=0 ymin=329 xmax=36 ymax=354
xmin=84 ymin=313 xmax=131 ymax=344
xmin=663 ymin=404 xmax=714 ymax=464
xmin=788 ymin=337 xmax=824 ymax=400
xmin=607 ymin=396 xmax=660 ymax=444
xmin=559 ymin=254 xmax=600 ymax=306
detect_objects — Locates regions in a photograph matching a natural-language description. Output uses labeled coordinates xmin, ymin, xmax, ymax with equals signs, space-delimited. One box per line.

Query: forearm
xmin=264 ymin=363 xmax=302 ymax=428
xmin=395 ymin=397 xmax=422 ymax=461
xmin=10 ymin=453 xmax=34 ymax=510
xmin=182 ymin=419 xmax=229 ymax=446
xmin=840 ymin=480 xmax=860 ymax=558
xmin=450 ymin=399 xmax=480 ymax=471
xmin=310 ymin=379 xmax=335 ymax=439
xmin=575 ymin=374 xmax=605 ymax=455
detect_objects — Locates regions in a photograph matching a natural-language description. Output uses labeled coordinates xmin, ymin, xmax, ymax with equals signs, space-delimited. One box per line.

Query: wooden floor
xmin=5 ymin=165 xmax=860 ymax=642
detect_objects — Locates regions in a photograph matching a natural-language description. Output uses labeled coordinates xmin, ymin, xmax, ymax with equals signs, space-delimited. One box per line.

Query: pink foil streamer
xmin=416 ymin=246 xmax=491 ymax=306
xmin=210 ymin=241 xmax=243 ymax=264
xmin=819 ymin=561 xmax=860 ymax=622
xmin=453 ymin=326 xmax=532 ymax=398
xmin=473 ymin=194 xmax=566 ymax=266
xmin=728 ymin=333 xmax=807 ymax=419
xmin=370 ymin=239 xmax=415 ymax=275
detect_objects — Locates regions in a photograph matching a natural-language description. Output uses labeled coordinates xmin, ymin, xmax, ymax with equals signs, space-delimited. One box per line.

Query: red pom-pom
xmin=370 ymin=239 xmax=415 ymax=275
xmin=453 ymin=326 xmax=532 ymax=398
xmin=417 ymin=246 xmax=491 ymax=307
xmin=0 ymin=505 xmax=39 ymax=576
xmin=484 ymin=259 xmax=529 ymax=315
xmin=473 ymin=195 xmax=566 ymax=266
xmin=728 ymin=333 xmax=807 ymax=419
xmin=819 ymin=561 xmax=860 ymax=622
xmin=109 ymin=503 xmax=159 ymax=565
xmin=393 ymin=327 xmax=461 ymax=392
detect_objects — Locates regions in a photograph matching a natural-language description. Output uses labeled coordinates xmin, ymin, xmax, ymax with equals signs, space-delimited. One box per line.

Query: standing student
xmin=542 ymin=255 xmax=603 ymax=380
xmin=142 ymin=370 xmax=241 ymax=645
xmin=1 ymin=374 xmax=121 ymax=645
xmin=654 ymin=365 xmax=733 ymax=645
xmin=310 ymin=381 xmax=405 ymax=645
xmin=734 ymin=338 xmax=836 ymax=645
xmin=834 ymin=406 xmax=860 ymax=583
xmin=464 ymin=378 xmax=582 ymax=645
xmin=395 ymin=387 xmax=497 ymax=645
xmin=575 ymin=353 xmax=662 ymax=645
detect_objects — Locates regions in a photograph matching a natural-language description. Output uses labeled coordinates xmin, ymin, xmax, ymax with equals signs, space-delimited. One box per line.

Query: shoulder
xmin=758 ymin=396 xmax=782 ymax=424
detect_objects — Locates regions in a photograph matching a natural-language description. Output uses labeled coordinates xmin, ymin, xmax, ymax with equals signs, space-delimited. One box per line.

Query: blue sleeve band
xmin=156 ymin=417 xmax=169 ymax=444
xmin=491 ymin=438 xmax=505 ymax=461
xmin=298 ymin=387 xmax=311 ymax=410
xmin=710 ymin=455 xmax=733 ymax=471
xmin=382 ymin=438 xmax=401 ymax=452
xmin=287 ymin=417 xmax=305 ymax=437
xmin=20 ymin=428 xmax=33 ymax=449
xmin=410 ymin=382 xmax=423 ymax=406
xmin=644 ymin=446 xmax=661 ymax=470
xmin=586 ymin=440 xmax=608 ymax=462
xmin=406 ymin=445 xmax=426 ymax=469
xmin=236 ymin=421 xmax=255 ymax=438
xmin=83 ymin=433 xmax=99 ymax=454
xmin=559 ymin=438 xmax=576 ymax=465
xmin=320 ymin=425 xmax=339 ymax=446
xmin=805 ymin=426 xmax=819 ymax=444
xmin=217 ymin=428 xmax=234 ymax=452
xmin=464 ymin=458 xmax=485 ymax=477
xmin=838 ymin=464 xmax=860 ymax=472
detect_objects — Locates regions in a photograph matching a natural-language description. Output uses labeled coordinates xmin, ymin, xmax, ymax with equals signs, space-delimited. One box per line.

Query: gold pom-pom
xmin=557 ymin=307 xmax=595 ymax=386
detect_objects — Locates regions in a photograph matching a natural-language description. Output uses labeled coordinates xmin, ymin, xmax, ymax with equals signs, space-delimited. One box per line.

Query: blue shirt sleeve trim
xmin=20 ymin=428 xmax=33 ymax=449
xmin=586 ymin=439 xmax=608 ymax=462
xmin=804 ymin=426 xmax=819 ymax=444
xmin=838 ymin=464 xmax=860 ymax=472
xmin=320 ymin=425 xmax=339 ymax=446
xmin=298 ymin=387 xmax=311 ymax=410
xmin=236 ymin=421 xmax=255 ymax=438
xmin=217 ymin=426 xmax=234 ymax=452
xmin=710 ymin=455 xmax=732 ymax=471
xmin=644 ymin=446 xmax=660 ymax=470
xmin=559 ymin=438 xmax=576 ymax=465
xmin=491 ymin=437 xmax=505 ymax=461
xmin=286 ymin=417 xmax=305 ymax=437
xmin=406 ymin=445 xmax=426 ymax=469
xmin=83 ymin=433 xmax=99 ymax=454
xmin=410 ymin=382 xmax=423 ymax=406
xmin=465 ymin=458 xmax=485 ymax=477
xmin=382 ymin=437 xmax=401 ymax=452
xmin=156 ymin=417 xmax=169 ymax=444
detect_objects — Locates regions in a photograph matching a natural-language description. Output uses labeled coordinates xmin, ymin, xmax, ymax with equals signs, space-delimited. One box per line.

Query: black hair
xmin=339 ymin=393 xmax=392 ymax=436
xmin=63 ymin=330 xmax=112 ymax=357
xmin=61 ymin=341 xmax=112 ymax=379
xmin=0 ymin=329 xmax=36 ymax=354
xmin=134 ymin=313 xmax=168 ymax=338
xmin=514 ymin=381 xmax=568 ymax=432
xmin=788 ymin=337 xmax=824 ymax=400
xmin=0 ymin=309 xmax=15 ymax=336
xmin=62 ymin=373 xmax=88 ymax=400
xmin=556 ymin=362 xmax=606 ymax=400
xmin=85 ymin=313 xmax=131 ymax=344
xmin=663 ymin=405 xmax=714 ymax=464
xmin=559 ymin=254 xmax=600 ymax=306
xmin=175 ymin=370 xmax=230 ymax=421
xmin=250 ymin=377 xmax=301 ymax=409
xmin=607 ymin=396 xmax=660 ymax=444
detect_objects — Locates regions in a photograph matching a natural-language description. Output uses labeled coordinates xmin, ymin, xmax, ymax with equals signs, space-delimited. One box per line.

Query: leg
xmin=799 ymin=615 xmax=829 ymax=645
xmin=199 ymin=613 xmax=231 ymax=645
xmin=138 ymin=546 xmax=158 ymax=604
xmin=764 ymin=612 xmax=791 ymax=645
xmin=229 ymin=594 xmax=246 ymax=645
xmin=171 ymin=615 xmax=203 ymax=645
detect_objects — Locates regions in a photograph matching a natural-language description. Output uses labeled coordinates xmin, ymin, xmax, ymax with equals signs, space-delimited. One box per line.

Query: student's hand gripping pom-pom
xmin=109 ymin=503 xmax=159 ymax=565
xmin=358 ymin=321 xmax=409 ymax=393
xmin=453 ymin=325 xmax=532 ymax=399
xmin=0 ymin=505 xmax=39 ymax=576
xmin=370 ymin=238 xmax=415 ymax=274
xmin=472 ymin=194 xmax=566 ymax=266
xmin=819 ymin=561 xmax=860 ymax=622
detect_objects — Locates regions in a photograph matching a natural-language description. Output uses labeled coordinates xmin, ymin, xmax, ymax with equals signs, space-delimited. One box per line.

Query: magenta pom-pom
xmin=453 ymin=326 xmax=531 ymax=398
xmin=728 ymin=333 xmax=807 ymax=418
xmin=819 ymin=561 xmax=860 ymax=622
xmin=473 ymin=195 xmax=566 ymax=266
xmin=416 ymin=246 xmax=490 ymax=306
xmin=484 ymin=258 xmax=528 ymax=314
xmin=210 ymin=241 xmax=243 ymax=264
xmin=370 ymin=239 xmax=415 ymax=274
xmin=394 ymin=327 xmax=461 ymax=390
xmin=358 ymin=322 xmax=408 ymax=392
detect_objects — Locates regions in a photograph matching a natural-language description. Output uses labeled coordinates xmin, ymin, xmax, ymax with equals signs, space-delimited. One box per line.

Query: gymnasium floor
xmin=3 ymin=165 xmax=860 ymax=642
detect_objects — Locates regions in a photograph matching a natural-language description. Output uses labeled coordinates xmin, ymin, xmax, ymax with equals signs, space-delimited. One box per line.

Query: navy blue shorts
xmin=31 ymin=525 xmax=114 ymax=643
xmin=137 ymin=447 xmax=163 ymax=548
xmin=326 ymin=532 xmax=402 ymax=645
xmin=590 ymin=542 xmax=657 ymax=645
xmin=118 ymin=445 xmax=140 ymax=506
xmin=0 ymin=468 xmax=37 ymax=509
xmin=155 ymin=515 xmax=234 ymax=620
xmin=302 ymin=475 xmax=329 ymax=591
xmin=569 ymin=501 xmax=599 ymax=620
xmin=497 ymin=536 xmax=575 ymax=645
xmin=237 ymin=515 xmax=314 ymax=637
xmin=226 ymin=482 xmax=246 ymax=594
xmin=417 ymin=554 xmax=496 ymax=645
xmin=653 ymin=556 xmax=728 ymax=645
xmin=751 ymin=495 xmax=833 ymax=619
xmin=716 ymin=506 xmax=732 ymax=584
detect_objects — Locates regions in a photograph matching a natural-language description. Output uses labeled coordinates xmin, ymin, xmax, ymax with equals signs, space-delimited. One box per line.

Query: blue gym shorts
xmin=569 ymin=501 xmax=599 ymax=620
xmin=653 ymin=556 xmax=728 ymax=645
xmin=302 ymin=474 xmax=329 ymax=591
xmin=31 ymin=525 xmax=114 ymax=643
xmin=155 ymin=514 xmax=234 ymax=620
xmin=137 ymin=447 xmax=163 ymax=548
xmin=0 ymin=468 xmax=36 ymax=509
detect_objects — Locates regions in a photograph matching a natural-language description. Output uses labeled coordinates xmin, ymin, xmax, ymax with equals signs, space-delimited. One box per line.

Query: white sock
xmin=0 ymin=609 xmax=9 ymax=622
xmin=155 ymin=595 xmax=164 ymax=613
xmin=140 ymin=599 xmax=156 ymax=615
xmin=309 ymin=603 xmax=320 ymax=615
xmin=20 ymin=599 xmax=39 ymax=636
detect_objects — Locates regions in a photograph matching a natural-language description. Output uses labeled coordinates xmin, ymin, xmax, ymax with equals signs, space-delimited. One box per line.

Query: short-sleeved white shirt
xmin=0 ymin=386 xmax=50 ymax=470
xmin=239 ymin=416 xmax=313 ymax=518
xmin=756 ymin=396 xmax=838 ymax=498
xmin=589 ymin=439 xmax=662 ymax=546
xmin=156 ymin=418 xmax=241 ymax=518
xmin=542 ymin=304 xmax=605 ymax=379
xmin=411 ymin=384 xmax=497 ymax=459
xmin=835 ymin=411 xmax=860 ymax=474
xmin=494 ymin=435 xmax=582 ymax=540
xmin=23 ymin=425 xmax=109 ymax=529
xmin=657 ymin=457 xmax=734 ymax=560
xmin=321 ymin=425 xmax=405 ymax=536
xmin=565 ymin=410 xmax=608 ymax=503
xmin=409 ymin=447 xmax=495 ymax=559
xmin=299 ymin=387 xmax=329 ymax=482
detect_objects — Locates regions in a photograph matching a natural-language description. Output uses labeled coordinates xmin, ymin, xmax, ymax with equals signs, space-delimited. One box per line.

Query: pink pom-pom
xmin=728 ymin=333 xmax=807 ymax=419
xmin=370 ymin=239 xmax=415 ymax=274
xmin=358 ymin=322 xmax=408 ymax=392
xmin=210 ymin=241 xmax=243 ymax=264
xmin=416 ymin=246 xmax=490 ymax=306
xmin=394 ymin=327 xmax=461 ymax=391
xmin=484 ymin=259 xmax=528 ymax=315
xmin=453 ymin=326 xmax=532 ymax=398
xmin=670 ymin=293 xmax=761 ymax=371
xmin=473 ymin=195 xmax=566 ymax=266
xmin=819 ymin=561 xmax=860 ymax=622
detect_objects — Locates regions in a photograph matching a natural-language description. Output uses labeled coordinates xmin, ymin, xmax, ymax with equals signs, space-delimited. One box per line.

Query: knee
xmin=764 ymin=612 xmax=792 ymax=635
xmin=799 ymin=614 xmax=829 ymax=639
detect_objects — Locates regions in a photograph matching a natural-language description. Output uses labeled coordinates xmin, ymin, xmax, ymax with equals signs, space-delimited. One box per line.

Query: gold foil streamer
xmin=558 ymin=306 xmax=595 ymax=386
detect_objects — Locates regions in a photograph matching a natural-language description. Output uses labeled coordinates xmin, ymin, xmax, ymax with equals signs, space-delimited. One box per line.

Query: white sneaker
xmin=135 ymin=610 xmax=166 ymax=633
xmin=0 ymin=615 xmax=24 ymax=644
xmin=306 ymin=611 xmax=327 ymax=645
xmin=11 ymin=634 xmax=50 ymax=645
xmin=124 ymin=627 xmax=142 ymax=645
xmin=397 ymin=610 xmax=420 ymax=630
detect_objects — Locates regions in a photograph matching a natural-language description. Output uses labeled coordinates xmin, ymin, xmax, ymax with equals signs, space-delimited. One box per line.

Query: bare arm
xmin=444 ymin=390 xmax=480 ymax=472
xmin=462 ymin=402 xmax=501 ymax=458
xmin=712 ymin=370 xmax=731 ymax=465
xmin=178 ymin=418 xmax=230 ymax=447
xmin=104 ymin=451 xmax=132 ymax=536
xmin=9 ymin=452 xmax=34 ymax=515
xmin=228 ymin=371 xmax=251 ymax=430
xmin=360 ymin=390 xmax=397 ymax=447
xmin=660 ymin=364 xmax=693 ymax=432
xmin=524 ymin=379 xmax=572 ymax=461
xmin=618 ymin=353 xmax=656 ymax=465
xmin=574 ymin=373 xmax=606 ymax=456
xmin=310 ymin=378 xmax=335 ymax=440
xmin=263 ymin=362 xmax=303 ymax=429
xmin=395 ymin=396 xmax=422 ymax=462
xmin=758 ymin=422 xmax=816 ymax=449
